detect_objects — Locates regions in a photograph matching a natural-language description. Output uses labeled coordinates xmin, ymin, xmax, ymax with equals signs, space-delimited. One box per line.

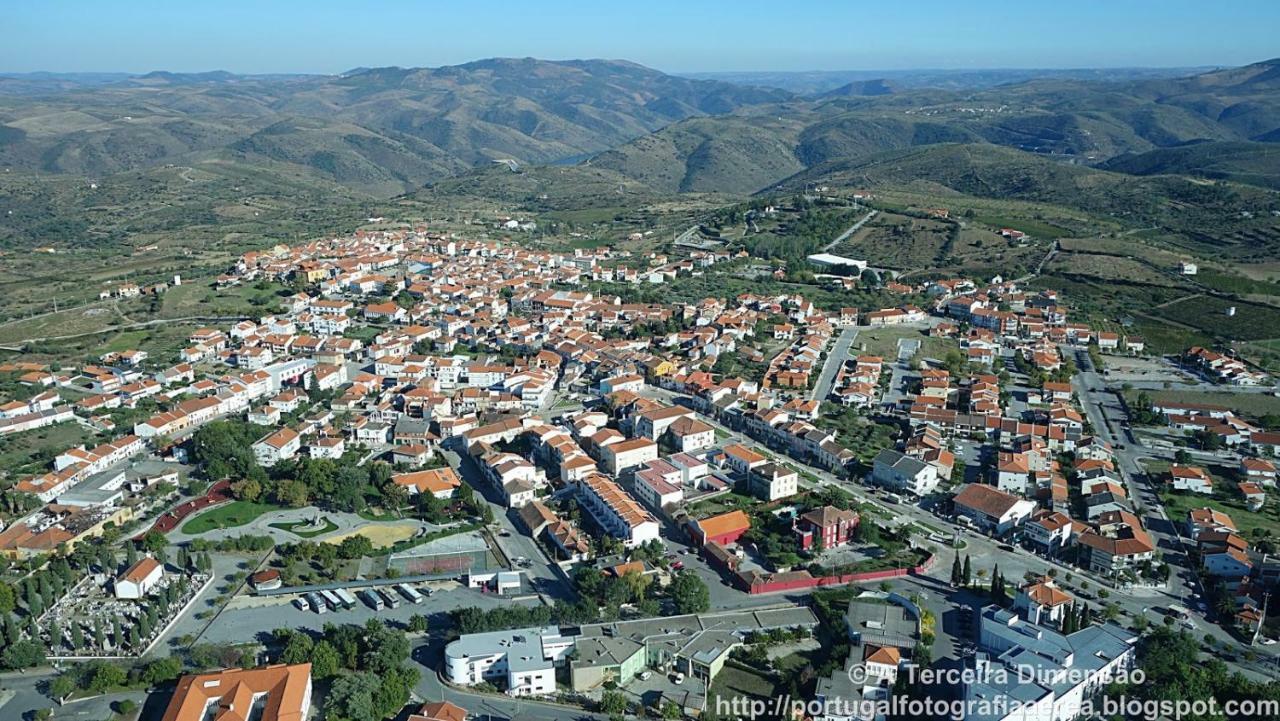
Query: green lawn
xmin=854 ymin=326 xmax=955 ymax=362
xmin=268 ymin=516 xmax=338 ymax=538
xmin=1144 ymin=459 xmax=1280 ymax=543
xmin=1160 ymin=490 xmax=1280 ymax=543
xmin=181 ymin=500 xmax=279 ymax=535
xmin=707 ymin=663 xmax=779 ymax=709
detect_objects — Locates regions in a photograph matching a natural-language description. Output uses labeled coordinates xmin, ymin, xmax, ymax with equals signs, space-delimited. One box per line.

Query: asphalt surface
xmin=811 ymin=326 xmax=859 ymax=401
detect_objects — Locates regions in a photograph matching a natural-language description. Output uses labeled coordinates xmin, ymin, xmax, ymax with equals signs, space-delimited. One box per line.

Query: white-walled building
xmin=871 ymin=449 xmax=940 ymax=497
xmin=444 ymin=626 xmax=574 ymax=697
xmin=577 ymin=473 xmax=661 ymax=547
xmin=115 ymin=557 xmax=163 ymax=600
xmin=253 ymin=427 xmax=301 ymax=467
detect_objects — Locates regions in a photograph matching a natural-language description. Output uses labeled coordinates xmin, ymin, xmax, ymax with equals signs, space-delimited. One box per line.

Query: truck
xmin=359 ymin=589 xmax=385 ymax=611
xmin=378 ymin=587 xmax=402 ymax=609
xmin=396 ymin=583 xmax=424 ymax=604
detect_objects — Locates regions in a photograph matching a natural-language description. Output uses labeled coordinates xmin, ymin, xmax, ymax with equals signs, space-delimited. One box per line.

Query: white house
xmin=253 ymin=427 xmax=301 ymax=467
xmin=115 ymin=557 xmax=164 ymax=600
xmin=871 ymin=449 xmax=939 ymax=497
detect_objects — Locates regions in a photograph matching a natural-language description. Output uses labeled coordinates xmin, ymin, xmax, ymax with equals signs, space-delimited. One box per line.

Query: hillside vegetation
xmin=0 ymin=59 xmax=789 ymax=196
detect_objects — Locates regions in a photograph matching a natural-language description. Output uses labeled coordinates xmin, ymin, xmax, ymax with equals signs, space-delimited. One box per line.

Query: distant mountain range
xmin=1 ymin=58 xmax=1278 ymax=199
xmin=0 ymin=58 xmax=787 ymax=196
xmin=594 ymin=59 xmax=1280 ymax=194
xmin=679 ymin=66 xmax=1218 ymax=95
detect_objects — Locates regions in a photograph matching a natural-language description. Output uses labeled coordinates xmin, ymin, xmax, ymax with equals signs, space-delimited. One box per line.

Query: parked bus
xmin=334 ymin=588 xmax=358 ymax=610
xmin=359 ymin=589 xmax=385 ymax=611
xmin=305 ymin=592 xmax=327 ymax=614
xmin=378 ymin=587 xmax=402 ymax=609
xmin=319 ymin=590 xmax=343 ymax=611
xmin=396 ymin=583 xmax=424 ymax=605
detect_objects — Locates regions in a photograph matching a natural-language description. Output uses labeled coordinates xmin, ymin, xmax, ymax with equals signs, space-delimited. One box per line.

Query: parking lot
xmin=195 ymin=580 xmax=541 ymax=645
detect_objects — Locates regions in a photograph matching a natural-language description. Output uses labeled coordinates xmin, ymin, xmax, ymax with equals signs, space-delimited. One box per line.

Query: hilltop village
xmin=0 ymin=224 xmax=1277 ymax=721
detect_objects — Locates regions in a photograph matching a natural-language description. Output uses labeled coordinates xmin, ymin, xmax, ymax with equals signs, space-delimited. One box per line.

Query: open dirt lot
xmin=323 ymin=522 xmax=420 ymax=549
xmin=1099 ymin=354 xmax=1194 ymax=385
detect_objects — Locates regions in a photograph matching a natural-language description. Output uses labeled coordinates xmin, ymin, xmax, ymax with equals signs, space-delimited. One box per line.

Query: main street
xmin=1071 ymin=348 xmax=1280 ymax=675
xmin=811 ymin=325 xmax=859 ymax=401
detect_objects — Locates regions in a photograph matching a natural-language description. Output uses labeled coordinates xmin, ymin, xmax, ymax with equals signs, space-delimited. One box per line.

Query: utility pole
xmin=1253 ymin=590 xmax=1270 ymax=647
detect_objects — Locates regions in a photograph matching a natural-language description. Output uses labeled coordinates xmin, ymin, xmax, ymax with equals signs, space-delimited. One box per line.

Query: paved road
xmin=820 ymin=210 xmax=878 ymax=253
xmin=811 ymin=326 xmax=859 ymax=401
xmin=0 ymin=669 xmax=148 ymax=721
xmin=167 ymin=508 xmax=446 ymax=546
xmin=444 ymin=449 xmax=574 ymax=603
xmin=1070 ymin=348 xmax=1279 ymax=675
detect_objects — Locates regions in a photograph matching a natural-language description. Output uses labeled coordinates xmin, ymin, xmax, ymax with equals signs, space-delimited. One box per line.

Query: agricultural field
xmin=1152 ymin=295 xmax=1280 ymax=341
xmin=831 ymin=211 xmax=957 ymax=269
xmin=158 ymin=279 xmax=290 ymax=319
xmin=1045 ymin=252 xmax=1186 ymax=288
xmin=969 ymin=213 xmax=1073 ymax=239
xmin=1124 ymin=389 xmax=1280 ymax=422
xmin=0 ymin=422 xmax=101 ymax=480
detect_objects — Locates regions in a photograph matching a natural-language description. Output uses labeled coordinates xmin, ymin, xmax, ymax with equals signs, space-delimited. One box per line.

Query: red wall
xmin=741 ymin=554 xmax=935 ymax=594
xmin=706 ymin=528 xmax=749 ymax=547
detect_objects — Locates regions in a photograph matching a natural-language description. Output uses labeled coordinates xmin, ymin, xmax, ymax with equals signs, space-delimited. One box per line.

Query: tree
xmin=280 ymin=632 xmax=314 ymax=665
xmin=669 ymin=572 xmax=710 ymax=614
xmin=600 ymin=690 xmax=629 ymax=715
xmin=962 ymin=555 xmax=972 ymax=587
xmin=231 ymin=477 xmax=263 ymax=502
xmin=1 ymin=640 xmax=44 ymax=670
xmin=276 ymin=478 xmax=310 ymax=508
xmin=338 ymin=535 xmax=374 ymax=559
xmin=0 ymin=584 xmax=13 ymax=615
xmin=990 ymin=565 xmax=1004 ymax=605
xmin=49 ymin=673 xmax=76 ymax=703
xmin=141 ymin=531 xmax=168 ymax=558
xmin=311 ymin=640 xmax=341 ymax=679
xmin=324 ymin=671 xmax=381 ymax=721
xmin=142 ymin=656 xmax=183 ymax=685
xmin=950 ymin=556 xmax=963 ymax=586
xmin=408 ymin=614 xmax=429 ymax=633
xmin=381 ymin=483 xmax=409 ymax=518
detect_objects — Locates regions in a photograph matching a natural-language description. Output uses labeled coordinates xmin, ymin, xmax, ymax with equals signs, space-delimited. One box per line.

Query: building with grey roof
xmin=963 ymin=606 xmax=1136 ymax=721
xmin=845 ymin=594 xmax=919 ymax=652
xmin=870 ymin=449 xmax=940 ymax=496
xmin=446 ymin=607 xmax=820 ymax=698
xmin=572 ymin=607 xmax=818 ymax=693
xmin=443 ymin=626 xmax=575 ymax=697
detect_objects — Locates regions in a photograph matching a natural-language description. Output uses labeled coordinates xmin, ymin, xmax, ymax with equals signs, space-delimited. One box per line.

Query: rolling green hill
xmin=0 ymin=58 xmax=790 ymax=196
xmin=594 ymin=59 xmax=1280 ymax=196
xmin=1099 ymin=141 xmax=1280 ymax=189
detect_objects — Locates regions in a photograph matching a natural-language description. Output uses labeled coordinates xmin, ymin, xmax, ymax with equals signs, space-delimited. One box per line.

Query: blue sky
xmin=5 ymin=0 xmax=1278 ymax=74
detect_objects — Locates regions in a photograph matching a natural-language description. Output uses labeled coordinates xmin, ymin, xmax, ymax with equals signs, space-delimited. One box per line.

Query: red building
xmin=794 ymin=506 xmax=860 ymax=551
xmin=695 ymin=510 xmax=751 ymax=547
